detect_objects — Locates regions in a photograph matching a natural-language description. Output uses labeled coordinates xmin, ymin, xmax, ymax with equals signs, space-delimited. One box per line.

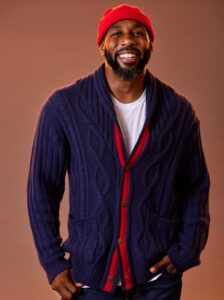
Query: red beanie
xmin=97 ymin=4 xmax=154 ymax=47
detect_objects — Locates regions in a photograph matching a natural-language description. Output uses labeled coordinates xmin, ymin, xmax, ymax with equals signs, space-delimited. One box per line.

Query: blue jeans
xmin=63 ymin=272 xmax=182 ymax=300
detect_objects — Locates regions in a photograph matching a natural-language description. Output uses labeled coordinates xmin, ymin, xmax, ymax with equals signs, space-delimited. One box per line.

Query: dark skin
xmin=100 ymin=20 xmax=149 ymax=104
xmin=51 ymin=19 xmax=176 ymax=300
xmin=51 ymin=269 xmax=83 ymax=300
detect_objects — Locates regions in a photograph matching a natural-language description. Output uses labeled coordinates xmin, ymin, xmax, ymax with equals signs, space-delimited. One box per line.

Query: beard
xmin=104 ymin=46 xmax=151 ymax=81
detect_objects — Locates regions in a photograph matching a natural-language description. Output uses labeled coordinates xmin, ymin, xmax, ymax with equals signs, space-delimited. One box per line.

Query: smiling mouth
xmin=117 ymin=51 xmax=139 ymax=64
xmin=119 ymin=53 xmax=136 ymax=58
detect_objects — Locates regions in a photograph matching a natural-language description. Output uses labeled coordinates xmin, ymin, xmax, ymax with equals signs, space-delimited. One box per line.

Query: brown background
xmin=0 ymin=1 xmax=223 ymax=299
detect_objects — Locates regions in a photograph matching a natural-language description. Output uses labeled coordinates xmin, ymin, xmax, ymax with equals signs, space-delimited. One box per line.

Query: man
xmin=27 ymin=4 xmax=210 ymax=300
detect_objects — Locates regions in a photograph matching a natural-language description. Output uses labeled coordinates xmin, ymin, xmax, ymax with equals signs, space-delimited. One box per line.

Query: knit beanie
xmin=97 ymin=4 xmax=154 ymax=46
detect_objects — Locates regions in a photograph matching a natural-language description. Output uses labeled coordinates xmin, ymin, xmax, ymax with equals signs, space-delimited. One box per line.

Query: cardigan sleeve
xmin=167 ymin=114 xmax=210 ymax=272
xmin=27 ymin=95 xmax=72 ymax=283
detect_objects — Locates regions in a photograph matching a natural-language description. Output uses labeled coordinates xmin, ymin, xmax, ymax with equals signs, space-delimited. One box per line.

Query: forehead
xmin=108 ymin=19 xmax=147 ymax=32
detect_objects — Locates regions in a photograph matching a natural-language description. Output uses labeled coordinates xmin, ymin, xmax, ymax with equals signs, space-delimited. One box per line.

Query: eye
xmin=110 ymin=31 xmax=122 ymax=37
xmin=133 ymin=31 xmax=145 ymax=37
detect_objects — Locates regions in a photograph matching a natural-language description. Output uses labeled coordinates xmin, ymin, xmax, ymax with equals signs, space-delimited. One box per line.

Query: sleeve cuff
xmin=45 ymin=258 xmax=73 ymax=284
xmin=167 ymin=244 xmax=201 ymax=273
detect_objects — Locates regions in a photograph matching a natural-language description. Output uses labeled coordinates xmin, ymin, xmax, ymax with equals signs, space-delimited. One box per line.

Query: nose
xmin=120 ymin=33 xmax=135 ymax=47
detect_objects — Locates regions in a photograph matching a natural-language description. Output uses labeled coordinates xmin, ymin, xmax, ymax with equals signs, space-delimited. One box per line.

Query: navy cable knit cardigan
xmin=27 ymin=64 xmax=210 ymax=293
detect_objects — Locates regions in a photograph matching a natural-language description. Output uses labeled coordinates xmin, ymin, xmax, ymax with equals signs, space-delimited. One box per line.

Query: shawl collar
xmin=93 ymin=64 xmax=157 ymax=126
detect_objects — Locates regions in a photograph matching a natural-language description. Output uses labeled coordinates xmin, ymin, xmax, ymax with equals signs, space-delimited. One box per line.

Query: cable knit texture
xmin=27 ymin=64 xmax=210 ymax=292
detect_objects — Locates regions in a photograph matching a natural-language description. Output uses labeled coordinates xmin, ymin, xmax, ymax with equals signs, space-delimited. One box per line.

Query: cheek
xmin=105 ymin=46 xmax=117 ymax=58
xmin=140 ymin=40 xmax=150 ymax=48
xmin=139 ymin=43 xmax=151 ymax=56
xmin=107 ymin=44 xmax=115 ymax=54
xmin=106 ymin=38 xmax=119 ymax=50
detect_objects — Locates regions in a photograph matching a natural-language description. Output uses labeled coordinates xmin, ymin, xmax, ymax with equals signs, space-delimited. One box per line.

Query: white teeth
xmin=119 ymin=53 xmax=136 ymax=58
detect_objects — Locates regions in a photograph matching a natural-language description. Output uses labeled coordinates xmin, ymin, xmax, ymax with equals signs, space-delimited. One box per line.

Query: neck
xmin=104 ymin=62 xmax=146 ymax=104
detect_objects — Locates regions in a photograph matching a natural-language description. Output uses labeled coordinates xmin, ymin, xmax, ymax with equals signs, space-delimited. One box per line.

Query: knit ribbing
xmin=27 ymin=102 xmax=72 ymax=282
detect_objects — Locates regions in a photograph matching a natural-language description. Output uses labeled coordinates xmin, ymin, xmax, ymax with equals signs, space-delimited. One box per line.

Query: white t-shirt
xmin=111 ymin=89 xmax=146 ymax=156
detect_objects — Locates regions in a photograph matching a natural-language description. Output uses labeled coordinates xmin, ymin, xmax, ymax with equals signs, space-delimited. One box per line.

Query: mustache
xmin=115 ymin=46 xmax=141 ymax=57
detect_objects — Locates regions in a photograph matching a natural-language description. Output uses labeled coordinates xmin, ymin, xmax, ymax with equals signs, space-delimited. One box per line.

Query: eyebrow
xmin=108 ymin=22 xmax=146 ymax=32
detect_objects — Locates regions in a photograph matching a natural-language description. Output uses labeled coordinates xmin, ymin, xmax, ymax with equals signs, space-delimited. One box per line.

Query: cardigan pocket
xmin=62 ymin=212 xmax=112 ymax=264
xmin=143 ymin=210 xmax=180 ymax=261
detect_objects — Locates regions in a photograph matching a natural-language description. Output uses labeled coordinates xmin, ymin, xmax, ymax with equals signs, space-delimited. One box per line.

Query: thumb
xmin=150 ymin=256 xmax=171 ymax=273
xmin=69 ymin=269 xmax=84 ymax=287
xmin=75 ymin=281 xmax=84 ymax=287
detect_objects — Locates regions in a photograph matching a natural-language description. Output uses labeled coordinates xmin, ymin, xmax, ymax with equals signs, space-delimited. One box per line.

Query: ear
xmin=99 ymin=40 xmax=105 ymax=56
